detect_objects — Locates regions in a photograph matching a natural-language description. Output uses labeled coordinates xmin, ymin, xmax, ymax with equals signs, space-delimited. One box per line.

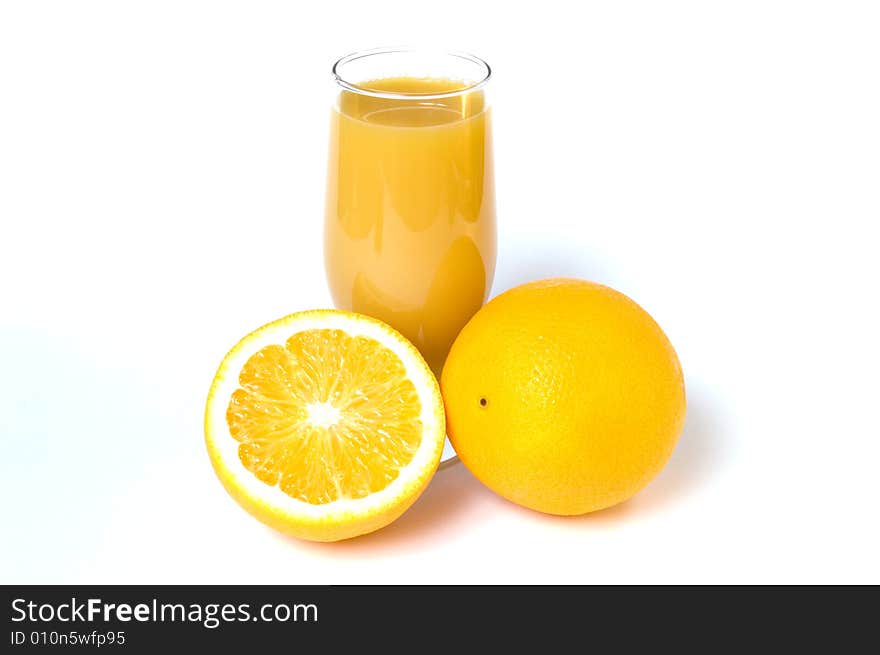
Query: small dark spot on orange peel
xmin=479 ymin=397 xmax=488 ymax=408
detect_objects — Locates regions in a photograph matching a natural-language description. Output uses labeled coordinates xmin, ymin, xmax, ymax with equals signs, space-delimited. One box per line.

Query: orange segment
xmin=226 ymin=329 xmax=423 ymax=505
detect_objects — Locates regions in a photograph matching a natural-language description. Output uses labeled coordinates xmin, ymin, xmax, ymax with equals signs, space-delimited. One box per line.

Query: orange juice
xmin=324 ymin=77 xmax=496 ymax=374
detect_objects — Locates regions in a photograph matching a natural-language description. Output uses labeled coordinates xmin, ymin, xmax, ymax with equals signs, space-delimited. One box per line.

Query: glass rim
xmin=331 ymin=47 xmax=492 ymax=100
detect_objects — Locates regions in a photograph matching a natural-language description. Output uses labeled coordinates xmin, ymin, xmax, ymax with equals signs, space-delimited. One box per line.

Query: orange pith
xmin=225 ymin=328 xmax=423 ymax=505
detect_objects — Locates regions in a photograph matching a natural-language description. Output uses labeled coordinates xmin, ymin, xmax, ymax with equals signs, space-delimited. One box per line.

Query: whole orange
xmin=440 ymin=278 xmax=686 ymax=515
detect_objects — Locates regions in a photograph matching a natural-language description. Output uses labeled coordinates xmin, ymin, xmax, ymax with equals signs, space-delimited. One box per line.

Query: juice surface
xmin=325 ymin=77 xmax=496 ymax=374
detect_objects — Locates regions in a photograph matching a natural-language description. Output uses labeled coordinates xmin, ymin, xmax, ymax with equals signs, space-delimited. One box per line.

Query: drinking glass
xmin=324 ymin=48 xmax=496 ymax=382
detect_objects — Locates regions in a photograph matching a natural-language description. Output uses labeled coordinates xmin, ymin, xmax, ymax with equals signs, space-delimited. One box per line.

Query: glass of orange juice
xmin=324 ymin=48 xmax=496 ymax=385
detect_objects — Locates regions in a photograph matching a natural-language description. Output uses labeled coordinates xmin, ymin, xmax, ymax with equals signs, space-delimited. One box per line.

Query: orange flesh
xmin=226 ymin=329 xmax=423 ymax=504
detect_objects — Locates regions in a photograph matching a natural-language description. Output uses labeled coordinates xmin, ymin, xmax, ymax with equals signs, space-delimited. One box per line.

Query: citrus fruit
xmin=205 ymin=310 xmax=445 ymax=541
xmin=440 ymin=278 xmax=686 ymax=515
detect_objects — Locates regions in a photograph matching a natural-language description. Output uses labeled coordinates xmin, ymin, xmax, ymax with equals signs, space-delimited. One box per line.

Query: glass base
xmin=440 ymin=438 xmax=459 ymax=468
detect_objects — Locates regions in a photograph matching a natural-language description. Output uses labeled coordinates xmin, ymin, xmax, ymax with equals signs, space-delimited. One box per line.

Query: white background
xmin=1 ymin=1 xmax=878 ymax=584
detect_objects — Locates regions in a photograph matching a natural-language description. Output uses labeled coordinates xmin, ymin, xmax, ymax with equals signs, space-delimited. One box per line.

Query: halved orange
xmin=204 ymin=310 xmax=445 ymax=541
